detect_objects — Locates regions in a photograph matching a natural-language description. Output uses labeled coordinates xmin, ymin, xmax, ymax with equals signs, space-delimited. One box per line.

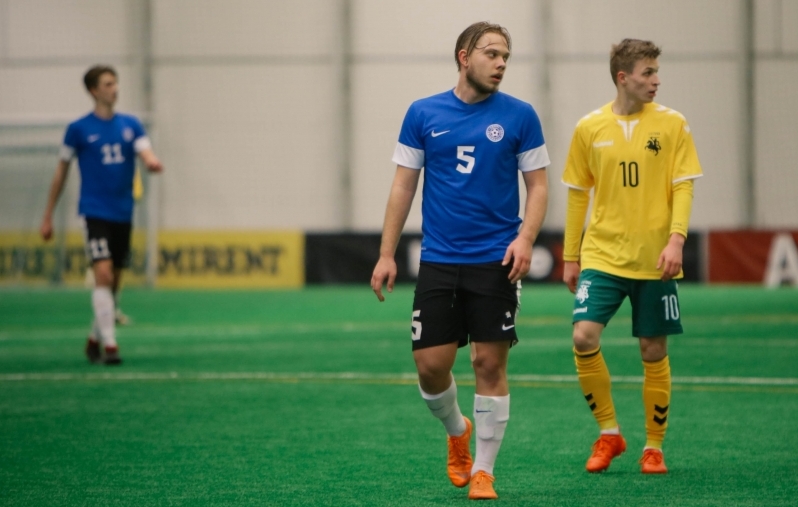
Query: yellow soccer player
xmin=561 ymin=39 xmax=703 ymax=474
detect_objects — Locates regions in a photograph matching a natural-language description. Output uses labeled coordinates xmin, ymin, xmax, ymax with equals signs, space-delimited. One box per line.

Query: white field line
xmin=2 ymin=312 xmax=798 ymax=342
xmin=0 ymin=371 xmax=796 ymax=386
xmin=1 ymin=322 xmax=797 ymax=349
xmin=0 ymin=322 xmax=410 ymax=341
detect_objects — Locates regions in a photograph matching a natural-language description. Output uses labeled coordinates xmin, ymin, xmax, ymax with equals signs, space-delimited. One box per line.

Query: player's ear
xmin=458 ymin=49 xmax=469 ymax=69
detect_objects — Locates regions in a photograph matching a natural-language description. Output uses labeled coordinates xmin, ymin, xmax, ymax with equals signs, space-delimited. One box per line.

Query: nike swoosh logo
xmin=475 ymin=409 xmax=492 ymax=413
xmin=87 ymin=135 xmax=100 ymax=143
xmin=431 ymin=130 xmax=450 ymax=137
xmin=502 ymin=324 xmax=515 ymax=331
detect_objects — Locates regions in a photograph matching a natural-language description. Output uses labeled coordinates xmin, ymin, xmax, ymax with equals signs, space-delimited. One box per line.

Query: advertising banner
xmin=305 ymin=232 xmax=703 ymax=285
xmin=708 ymin=231 xmax=798 ymax=286
xmin=0 ymin=230 xmax=303 ymax=288
xmin=157 ymin=231 xmax=304 ymax=288
xmin=0 ymin=231 xmax=146 ymax=286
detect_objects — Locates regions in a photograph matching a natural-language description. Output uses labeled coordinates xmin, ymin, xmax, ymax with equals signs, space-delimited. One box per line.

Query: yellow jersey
xmin=562 ymin=101 xmax=703 ymax=279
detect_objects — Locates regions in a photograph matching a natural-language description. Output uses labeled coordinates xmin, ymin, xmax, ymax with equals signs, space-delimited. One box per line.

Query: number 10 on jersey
xmin=619 ymin=161 xmax=639 ymax=187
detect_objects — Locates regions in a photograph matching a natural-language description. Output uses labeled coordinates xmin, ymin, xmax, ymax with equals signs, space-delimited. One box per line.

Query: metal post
xmin=333 ymin=0 xmax=353 ymax=229
xmin=741 ymin=0 xmax=756 ymax=226
xmin=137 ymin=0 xmax=158 ymax=287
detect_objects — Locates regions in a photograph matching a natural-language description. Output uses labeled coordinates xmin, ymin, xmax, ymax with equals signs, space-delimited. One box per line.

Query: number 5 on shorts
xmin=412 ymin=310 xmax=422 ymax=341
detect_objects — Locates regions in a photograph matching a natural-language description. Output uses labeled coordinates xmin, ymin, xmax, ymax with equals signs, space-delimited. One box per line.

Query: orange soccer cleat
xmin=468 ymin=470 xmax=498 ymax=500
xmin=586 ymin=434 xmax=627 ymax=473
xmin=447 ymin=417 xmax=473 ymax=487
xmin=640 ymin=448 xmax=668 ymax=474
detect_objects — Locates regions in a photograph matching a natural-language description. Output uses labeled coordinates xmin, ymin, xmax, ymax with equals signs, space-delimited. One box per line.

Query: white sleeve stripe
xmin=673 ymin=174 xmax=703 ymax=184
xmin=561 ymin=180 xmax=590 ymax=191
xmin=517 ymin=145 xmax=550 ymax=172
xmin=59 ymin=145 xmax=74 ymax=162
xmin=392 ymin=142 xmax=424 ymax=170
xmin=134 ymin=136 xmax=152 ymax=153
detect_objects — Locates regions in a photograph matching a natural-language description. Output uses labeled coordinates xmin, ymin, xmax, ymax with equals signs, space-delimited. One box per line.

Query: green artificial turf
xmin=1 ymin=285 xmax=796 ymax=506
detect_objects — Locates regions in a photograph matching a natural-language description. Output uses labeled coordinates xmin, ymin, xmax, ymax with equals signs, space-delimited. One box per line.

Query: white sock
xmin=419 ymin=379 xmax=467 ymax=437
xmin=89 ymin=319 xmax=101 ymax=342
xmin=600 ymin=427 xmax=620 ymax=435
xmin=92 ymin=287 xmax=116 ymax=348
xmin=472 ymin=394 xmax=510 ymax=476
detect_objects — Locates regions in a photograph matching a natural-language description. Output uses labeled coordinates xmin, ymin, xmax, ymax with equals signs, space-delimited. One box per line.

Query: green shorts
xmin=572 ymin=269 xmax=683 ymax=338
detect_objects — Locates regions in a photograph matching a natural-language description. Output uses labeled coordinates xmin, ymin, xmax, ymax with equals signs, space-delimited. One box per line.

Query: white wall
xmin=1 ymin=0 xmax=797 ymax=232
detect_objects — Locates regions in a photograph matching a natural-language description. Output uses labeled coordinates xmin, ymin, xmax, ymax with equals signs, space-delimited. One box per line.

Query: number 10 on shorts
xmin=662 ymin=295 xmax=680 ymax=321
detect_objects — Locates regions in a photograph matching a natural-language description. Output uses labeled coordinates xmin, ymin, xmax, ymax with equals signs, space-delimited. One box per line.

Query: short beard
xmin=466 ymin=69 xmax=498 ymax=96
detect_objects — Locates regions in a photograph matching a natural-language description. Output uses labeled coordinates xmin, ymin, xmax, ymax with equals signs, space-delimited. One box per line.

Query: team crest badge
xmin=576 ymin=281 xmax=591 ymax=304
xmin=123 ymin=128 xmax=134 ymax=142
xmin=645 ymin=137 xmax=661 ymax=155
xmin=486 ymin=124 xmax=504 ymax=142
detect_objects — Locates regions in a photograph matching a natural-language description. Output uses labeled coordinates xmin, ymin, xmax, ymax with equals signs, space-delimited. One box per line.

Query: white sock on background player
xmin=89 ymin=319 xmax=101 ymax=342
xmin=92 ymin=287 xmax=116 ymax=348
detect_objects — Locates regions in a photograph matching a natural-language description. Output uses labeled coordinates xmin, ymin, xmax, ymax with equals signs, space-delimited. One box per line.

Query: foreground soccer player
xmin=371 ymin=22 xmax=549 ymax=500
xmin=40 ymin=65 xmax=163 ymax=365
xmin=561 ymin=39 xmax=703 ymax=474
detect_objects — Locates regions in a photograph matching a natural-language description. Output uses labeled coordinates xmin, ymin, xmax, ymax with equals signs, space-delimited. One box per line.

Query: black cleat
xmin=86 ymin=337 xmax=102 ymax=364
xmin=103 ymin=346 xmax=123 ymax=366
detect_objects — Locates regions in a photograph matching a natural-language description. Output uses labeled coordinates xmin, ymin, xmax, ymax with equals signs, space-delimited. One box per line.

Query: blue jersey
xmin=392 ymin=90 xmax=550 ymax=264
xmin=60 ymin=112 xmax=150 ymax=223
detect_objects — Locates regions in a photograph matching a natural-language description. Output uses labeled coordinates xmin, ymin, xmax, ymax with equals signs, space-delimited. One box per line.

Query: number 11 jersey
xmin=61 ymin=112 xmax=150 ymax=223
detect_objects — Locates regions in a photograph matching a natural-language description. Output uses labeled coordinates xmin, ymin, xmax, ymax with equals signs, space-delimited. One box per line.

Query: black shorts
xmin=83 ymin=217 xmax=132 ymax=269
xmin=411 ymin=261 xmax=520 ymax=351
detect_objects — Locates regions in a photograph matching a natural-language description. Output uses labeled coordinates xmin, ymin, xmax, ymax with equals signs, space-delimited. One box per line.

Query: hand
xmin=502 ymin=237 xmax=532 ymax=284
xmin=657 ymin=234 xmax=685 ymax=281
xmin=40 ymin=217 xmax=53 ymax=242
xmin=146 ymin=157 xmax=163 ymax=173
xmin=371 ymin=256 xmax=397 ymax=302
xmin=563 ymin=261 xmax=581 ymax=293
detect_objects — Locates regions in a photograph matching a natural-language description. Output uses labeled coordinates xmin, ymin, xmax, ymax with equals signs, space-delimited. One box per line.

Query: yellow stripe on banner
xmin=156 ymin=230 xmax=305 ymax=288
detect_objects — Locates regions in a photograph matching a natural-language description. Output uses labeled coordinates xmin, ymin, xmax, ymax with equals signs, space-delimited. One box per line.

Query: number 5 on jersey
xmin=457 ymin=146 xmax=475 ymax=174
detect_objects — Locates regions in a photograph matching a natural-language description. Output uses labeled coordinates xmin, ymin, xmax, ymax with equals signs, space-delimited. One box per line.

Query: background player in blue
xmin=371 ymin=22 xmax=549 ymax=500
xmin=40 ymin=65 xmax=163 ymax=365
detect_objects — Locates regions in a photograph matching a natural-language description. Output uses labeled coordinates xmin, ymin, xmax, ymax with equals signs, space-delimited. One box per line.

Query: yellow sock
xmin=643 ymin=356 xmax=671 ymax=449
xmin=574 ymin=347 xmax=618 ymax=431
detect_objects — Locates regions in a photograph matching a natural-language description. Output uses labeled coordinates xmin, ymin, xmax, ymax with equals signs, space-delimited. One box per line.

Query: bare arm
xmin=138 ymin=148 xmax=163 ymax=173
xmin=371 ymin=166 xmax=420 ymax=301
xmin=502 ymin=168 xmax=548 ymax=283
xmin=40 ymin=159 xmax=71 ymax=241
